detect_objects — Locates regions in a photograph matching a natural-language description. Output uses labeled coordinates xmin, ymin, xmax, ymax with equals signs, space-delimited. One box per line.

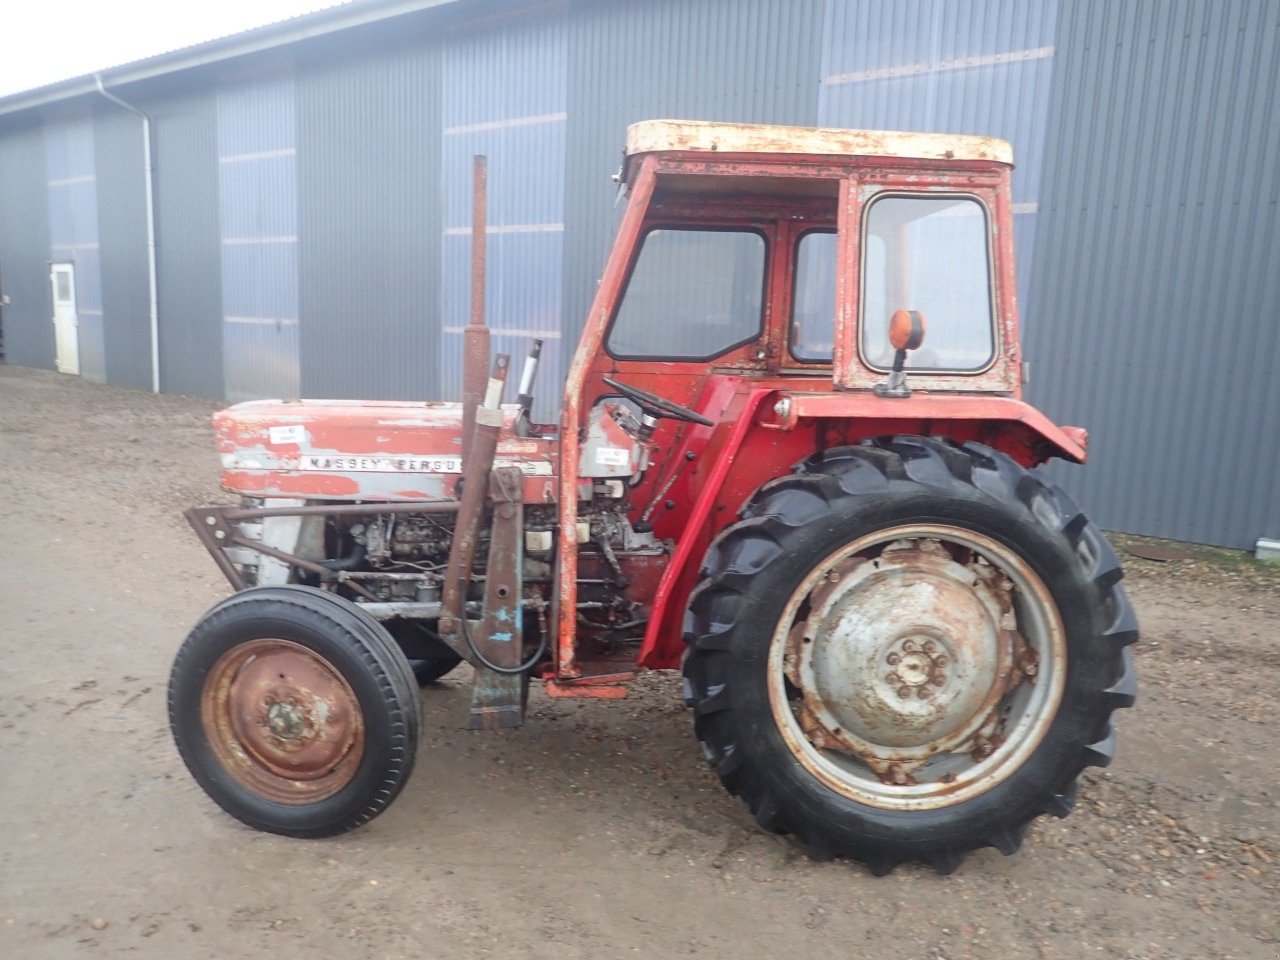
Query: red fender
xmin=637 ymin=388 xmax=1088 ymax=670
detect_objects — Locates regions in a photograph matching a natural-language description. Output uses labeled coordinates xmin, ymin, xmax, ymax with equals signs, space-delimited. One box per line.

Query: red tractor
xmin=169 ymin=120 xmax=1136 ymax=874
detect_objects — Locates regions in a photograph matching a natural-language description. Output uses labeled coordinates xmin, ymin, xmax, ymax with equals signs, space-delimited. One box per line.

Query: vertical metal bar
xmin=440 ymin=353 xmax=509 ymax=637
xmin=832 ymin=175 xmax=862 ymax=390
xmin=462 ymin=155 xmax=491 ymax=467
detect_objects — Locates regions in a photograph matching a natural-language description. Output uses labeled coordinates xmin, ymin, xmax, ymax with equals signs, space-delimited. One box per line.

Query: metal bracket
xmin=468 ymin=466 xmax=528 ymax=729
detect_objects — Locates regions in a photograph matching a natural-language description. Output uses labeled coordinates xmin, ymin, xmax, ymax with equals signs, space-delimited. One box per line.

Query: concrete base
xmin=1255 ymin=538 xmax=1280 ymax=562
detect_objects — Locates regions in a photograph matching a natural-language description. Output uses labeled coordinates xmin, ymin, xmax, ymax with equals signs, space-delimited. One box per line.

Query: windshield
xmin=606 ymin=227 xmax=766 ymax=360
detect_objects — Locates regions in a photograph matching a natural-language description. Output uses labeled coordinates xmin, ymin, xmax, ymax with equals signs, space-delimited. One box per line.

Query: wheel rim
xmin=201 ymin=638 xmax=365 ymax=805
xmin=766 ymin=524 xmax=1066 ymax=810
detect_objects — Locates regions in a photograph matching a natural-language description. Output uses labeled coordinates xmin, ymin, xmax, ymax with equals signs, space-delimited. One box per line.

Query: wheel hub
xmin=790 ymin=542 xmax=1016 ymax=764
xmin=265 ymin=700 xmax=310 ymax=741
xmin=888 ymin=640 xmax=945 ymax=694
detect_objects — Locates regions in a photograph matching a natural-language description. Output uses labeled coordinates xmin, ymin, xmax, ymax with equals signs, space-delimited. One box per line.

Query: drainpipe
xmin=94 ymin=74 xmax=159 ymax=393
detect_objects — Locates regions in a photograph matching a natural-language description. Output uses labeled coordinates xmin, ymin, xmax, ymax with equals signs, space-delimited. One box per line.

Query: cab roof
xmin=625 ymin=119 xmax=1013 ymax=166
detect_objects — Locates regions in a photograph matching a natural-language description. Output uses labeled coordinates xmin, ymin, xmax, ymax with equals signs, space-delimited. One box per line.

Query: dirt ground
xmin=0 ymin=364 xmax=1276 ymax=960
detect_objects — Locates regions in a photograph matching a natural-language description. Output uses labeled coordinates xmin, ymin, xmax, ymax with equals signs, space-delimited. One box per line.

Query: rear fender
xmin=637 ymin=389 xmax=1088 ymax=670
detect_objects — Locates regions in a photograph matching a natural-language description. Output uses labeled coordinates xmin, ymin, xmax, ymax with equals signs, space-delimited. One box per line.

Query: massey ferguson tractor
xmin=168 ymin=120 xmax=1137 ymax=874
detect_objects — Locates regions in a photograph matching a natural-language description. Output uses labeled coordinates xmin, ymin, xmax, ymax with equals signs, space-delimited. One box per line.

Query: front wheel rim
xmin=767 ymin=524 xmax=1066 ymax=810
xmin=201 ymin=638 xmax=366 ymax=805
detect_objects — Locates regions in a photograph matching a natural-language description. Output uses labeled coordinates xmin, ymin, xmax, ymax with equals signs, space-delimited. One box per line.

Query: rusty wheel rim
xmin=201 ymin=639 xmax=365 ymax=805
xmin=767 ymin=525 xmax=1066 ymax=810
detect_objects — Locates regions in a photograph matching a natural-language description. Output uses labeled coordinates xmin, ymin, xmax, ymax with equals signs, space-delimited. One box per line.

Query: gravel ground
xmin=0 ymin=364 xmax=1276 ymax=960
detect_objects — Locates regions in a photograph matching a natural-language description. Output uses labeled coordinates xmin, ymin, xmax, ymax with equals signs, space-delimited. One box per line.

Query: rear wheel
xmin=169 ymin=586 xmax=420 ymax=837
xmin=683 ymin=437 xmax=1137 ymax=873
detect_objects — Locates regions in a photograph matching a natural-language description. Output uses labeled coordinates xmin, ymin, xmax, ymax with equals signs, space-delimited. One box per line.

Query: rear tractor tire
xmin=169 ymin=586 xmax=421 ymax=838
xmin=683 ymin=437 xmax=1137 ymax=874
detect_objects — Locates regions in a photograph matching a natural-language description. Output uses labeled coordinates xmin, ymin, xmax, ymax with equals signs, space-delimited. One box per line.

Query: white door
xmin=50 ymin=262 xmax=79 ymax=375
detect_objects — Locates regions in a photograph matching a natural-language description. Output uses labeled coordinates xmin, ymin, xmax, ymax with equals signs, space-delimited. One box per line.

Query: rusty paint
xmin=624 ymin=120 xmax=1013 ymax=166
xmin=785 ymin=542 xmax=1016 ymax=771
xmin=765 ymin=524 xmax=1067 ymax=811
xmin=468 ymin=466 xmax=528 ymax=729
xmin=440 ymin=355 xmax=509 ymax=636
xmin=462 ymin=154 xmax=490 ymax=469
xmin=200 ymin=638 xmax=365 ymax=804
xmin=214 ymin=400 xmax=558 ymax=504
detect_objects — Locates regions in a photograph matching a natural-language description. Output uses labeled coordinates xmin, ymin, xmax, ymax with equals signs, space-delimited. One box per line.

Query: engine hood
xmin=214 ymin=399 xmax=557 ymax=501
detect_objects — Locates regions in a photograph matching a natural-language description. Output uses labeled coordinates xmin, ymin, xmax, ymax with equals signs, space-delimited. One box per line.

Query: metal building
xmin=0 ymin=0 xmax=1275 ymax=550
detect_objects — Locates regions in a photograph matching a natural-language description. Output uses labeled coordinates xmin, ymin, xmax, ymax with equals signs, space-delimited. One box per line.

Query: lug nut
xmin=886 ymin=672 xmax=901 ymax=685
xmin=923 ymin=640 xmax=936 ymax=654
xmin=897 ymin=686 xmax=911 ymax=699
xmin=886 ymin=652 xmax=901 ymax=666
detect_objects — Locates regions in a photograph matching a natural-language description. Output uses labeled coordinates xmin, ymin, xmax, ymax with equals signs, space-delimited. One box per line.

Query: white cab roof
xmin=626 ymin=119 xmax=1013 ymax=165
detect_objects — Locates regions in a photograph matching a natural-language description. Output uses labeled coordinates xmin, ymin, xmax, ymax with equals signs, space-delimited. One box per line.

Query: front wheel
xmin=683 ymin=437 xmax=1137 ymax=874
xmin=169 ymin=586 xmax=420 ymax=837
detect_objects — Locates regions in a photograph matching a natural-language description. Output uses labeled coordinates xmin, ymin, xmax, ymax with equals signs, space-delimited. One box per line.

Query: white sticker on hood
xmin=594 ymin=447 xmax=631 ymax=467
xmin=269 ymin=424 xmax=307 ymax=446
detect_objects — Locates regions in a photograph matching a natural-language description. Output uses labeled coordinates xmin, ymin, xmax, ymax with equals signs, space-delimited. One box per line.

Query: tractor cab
xmin=557 ymin=121 xmax=1082 ymax=679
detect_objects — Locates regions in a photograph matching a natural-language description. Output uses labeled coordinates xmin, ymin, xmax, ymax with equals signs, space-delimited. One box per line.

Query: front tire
xmin=169 ymin=586 xmax=420 ymax=838
xmin=683 ymin=437 xmax=1137 ymax=873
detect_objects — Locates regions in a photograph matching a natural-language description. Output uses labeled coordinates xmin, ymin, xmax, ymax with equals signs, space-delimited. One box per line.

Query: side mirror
xmin=875 ymin=310 xmax=926 ymax=398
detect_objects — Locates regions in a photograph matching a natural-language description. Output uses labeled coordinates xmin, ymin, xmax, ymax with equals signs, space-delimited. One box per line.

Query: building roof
xmin=626 ymin=119 xmax=1013 ymax=165
xmin=0 ymin=0 xmax=468 ymax=120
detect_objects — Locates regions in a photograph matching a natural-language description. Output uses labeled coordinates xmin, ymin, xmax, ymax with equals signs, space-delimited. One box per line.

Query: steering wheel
xmin=601 ymin=376 xmax=714 ymax=427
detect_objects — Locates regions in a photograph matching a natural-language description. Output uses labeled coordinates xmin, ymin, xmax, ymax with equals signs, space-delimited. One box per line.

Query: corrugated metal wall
xmin=216 ymin=76 xmax=300 ymax=402
xmin=44 ymin=114 xmax=105 ymax=382
xmin=818 ymin=0 xmax=1057 ymax=306
xmin=0 ymin=123 xmax=52 ymax=369
xmin=297 ymin=44 xmax=444 ymax=401
xmin=562 ymin=0 xmax=824 ymax=355
xmin=439 ymin=16 xmax=568 ymax=421
xmin=151 ymin=90 xmax=224 ymax=398
xmin=1027 ymin=0 xmax=1280 ymax=548
xmin=93 ymin=104 xmax=152 ymax=390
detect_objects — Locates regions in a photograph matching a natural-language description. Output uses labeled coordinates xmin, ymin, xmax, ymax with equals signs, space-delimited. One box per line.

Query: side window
xmin=860 ymin=195 xmax=995 ymax=372
xmin=790 ymin=230 xmax=837 ymax=361
xmin=606 ymin=228 xmax=765 ymax=360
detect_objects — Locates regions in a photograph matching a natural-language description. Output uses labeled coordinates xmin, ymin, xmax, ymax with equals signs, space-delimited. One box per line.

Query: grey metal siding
xmin=217 ymin=75 xmax=300 ymax=402
xmin=151 ymin=89 xmax=224 ymax=398
xmin=1027 ymin=0 xmax=1280 ymax=548
xmin=0 ymin=123 xmax=52 ymax=369
xmin=94 ymin=104 xmax=152 ymax=390
xmin=818 ymin=0 xmax=1058 ymax=306
xmin=562 ymin=0 xmax=824 ymax=362
xmin=439 ymin=15 xmax=567 ymax=419
xmin=296 ymin=44 xmax=444 ymax=401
